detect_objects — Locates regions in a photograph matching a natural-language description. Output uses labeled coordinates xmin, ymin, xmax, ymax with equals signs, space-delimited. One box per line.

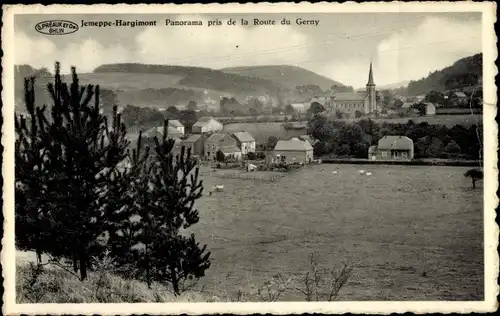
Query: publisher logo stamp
xmin=34 ymin=20 xmax=79 ymax=35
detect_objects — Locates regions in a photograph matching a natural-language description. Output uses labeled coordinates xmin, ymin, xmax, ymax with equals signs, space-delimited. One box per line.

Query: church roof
xmin=367 ymin=62 xmax=375 ymax=86
xmin=332 ymin=92 xmax=368 ymax=101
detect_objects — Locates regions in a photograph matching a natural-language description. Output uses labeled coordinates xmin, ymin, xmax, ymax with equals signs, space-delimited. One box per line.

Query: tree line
xmin=308 ymin=115 xmax=482 ymax=160
xmin=15 ymin=63 xmax=210 ymax=295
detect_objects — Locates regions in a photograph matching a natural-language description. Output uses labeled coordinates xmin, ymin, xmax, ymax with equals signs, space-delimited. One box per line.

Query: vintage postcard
xmin=2 ymin=2 xmax=498 ymax=315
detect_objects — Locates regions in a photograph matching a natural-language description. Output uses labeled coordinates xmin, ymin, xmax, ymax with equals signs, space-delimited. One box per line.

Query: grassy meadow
xmin=190 ymin=164 xmax=484 ymax=301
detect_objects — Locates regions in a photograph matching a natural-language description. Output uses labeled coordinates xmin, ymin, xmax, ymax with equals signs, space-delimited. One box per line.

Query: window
xmin=381 ymin=151 xmax=388 ymax=157
xmin=401 ymin=152 xmax=408 ymax=157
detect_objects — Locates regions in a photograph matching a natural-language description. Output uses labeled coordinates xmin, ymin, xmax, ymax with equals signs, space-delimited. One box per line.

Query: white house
xmin=232 ymin=131 xmax=256 ymax=155
xmin=423 ymin=102 xmax=436 ymax=116
xmin=168 ymin=119 xmax=185 ymax=136
xmin=143 ymin=126 xmax=183 ymax=139
xmin=271 ymin=138 xmax=314 ymax=164
xmin=290 ymin=103 xmax=306 ymax=113
xmin=192 ymin=117 xmax=223 ymax=134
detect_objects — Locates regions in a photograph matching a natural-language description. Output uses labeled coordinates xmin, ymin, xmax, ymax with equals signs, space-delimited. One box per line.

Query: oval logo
xmin=34 ymin=20 xmax=79 ymax=35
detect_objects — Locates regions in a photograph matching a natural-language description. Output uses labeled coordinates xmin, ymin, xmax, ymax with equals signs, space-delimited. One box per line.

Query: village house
xmin=168 ymin=119 xmax=185 ymax=136
xmin=192 ymin=116 xmax=223 ymax=134
xmin=270 ymin=138 xmax=314 ymax=165
xmin=399 ymin=102 xmax=413 ymax=115
xmin=232 ymin=131 xmax=256 ymax=155
xmin=204 ymin=133 xmax=242 ymax=161
xmin=448 ymin=91 xmax=469 ymax=107
xmin=181 ymin=134 xmax=206 ymax=158
xmin=422 ymin=102 xmax=437 ymax=116
xmin=399 ymin=102 xmax=420 ymax=116
xmin=290 ymin=103 xmax=306 ymax=113
xmin=143 ymin=125 xmax=183 ymax=139
xmin=171 ymin=138 xmax=184 ymax=157
xmin=368 ymin=135 xmax=414 ymax=161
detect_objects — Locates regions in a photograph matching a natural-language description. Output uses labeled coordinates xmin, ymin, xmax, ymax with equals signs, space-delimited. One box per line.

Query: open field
xmin=191 ymin=164 xmax=483 ymax=300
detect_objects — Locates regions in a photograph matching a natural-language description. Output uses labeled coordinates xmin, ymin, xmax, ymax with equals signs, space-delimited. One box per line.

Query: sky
xmin=14 ymin=12 xmax=482 ymax=89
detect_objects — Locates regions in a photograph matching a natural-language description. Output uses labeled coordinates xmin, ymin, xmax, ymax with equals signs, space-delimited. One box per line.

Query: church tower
xmin=366 ymin=62 xmax=376 ymax=114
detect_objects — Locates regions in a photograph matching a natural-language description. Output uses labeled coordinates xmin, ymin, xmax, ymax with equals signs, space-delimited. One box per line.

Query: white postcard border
xmin=2 ymin=2 xmax=498 ymax=315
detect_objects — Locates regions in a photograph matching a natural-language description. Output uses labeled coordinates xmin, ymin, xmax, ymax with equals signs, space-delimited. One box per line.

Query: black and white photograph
xmin=1 ymin=2 xmax=498 ymax=315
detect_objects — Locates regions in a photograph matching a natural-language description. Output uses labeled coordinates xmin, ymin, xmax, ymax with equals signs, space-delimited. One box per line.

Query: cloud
xmin=375 ymin=16 xmax=481 ymax=87
xmin=15 ymin=32 xmax=132 ymax=73
xmin=15 ymin=32 xmax=57 ymax=68
xmin=134 ymin=15 xmax=312 ymax=68
xmin=15 ymin=15 xmax=313 ymax=73
xmin=318 ymin=16 xmax=481 ymax=88
xmin=14 ymin=15 xmax=481 ymax=88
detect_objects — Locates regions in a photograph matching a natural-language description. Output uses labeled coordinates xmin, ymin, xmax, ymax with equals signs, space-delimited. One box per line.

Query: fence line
xmin=207 ymin=171 xmax=286 ymax=182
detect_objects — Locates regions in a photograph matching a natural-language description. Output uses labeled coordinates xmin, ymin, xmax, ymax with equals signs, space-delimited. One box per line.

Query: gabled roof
xmin=332 ymin=92 xmax=368 ymax=101
xmin=377 ymin=135 xmax=413 ymax=151
xmin=452 ymin=91 xmax=467 ymax=98
xmin=182 ymin=134 xmax=203 ymax=143
xmin=233 ymin=131 xmax=255 ymax=143
xmin=144 ymin=126 xmax=182 ymax=137
xmin=220 ymin=146 xmax=241 ymax=154
xmin=401 ymin=102 xmax=413 ymax=108
xmin=168 ymin=119 xmax=183 ymax=128
xmin=422 ymin=102 xmax=436 ymax=107
xmin=193 ymin=116 xmax=221 ymax=127
xmin=274 ymin=139 xmax=313 ymax=151
xmin=205 ymin=133 xmax=227 ymax=143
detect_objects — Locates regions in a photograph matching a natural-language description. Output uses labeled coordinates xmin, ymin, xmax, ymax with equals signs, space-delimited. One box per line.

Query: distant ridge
xmin=94 ymin=63 xmax=282 ymax=94
xmin=220 ymin=65 xmax=346 ymax=91
xmin=407 ymin=53 xmax=482 ymax=95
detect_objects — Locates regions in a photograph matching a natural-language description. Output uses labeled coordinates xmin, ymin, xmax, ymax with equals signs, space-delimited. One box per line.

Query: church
xmin=328 ymin=62 xmax=378 ymax=116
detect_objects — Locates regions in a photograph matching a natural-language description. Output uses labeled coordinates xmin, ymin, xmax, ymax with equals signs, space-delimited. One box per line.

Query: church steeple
xmin=365 ymin=62 xmax=377 ymax=114
xmin=367 ymin=61 xmax=375 ymax=86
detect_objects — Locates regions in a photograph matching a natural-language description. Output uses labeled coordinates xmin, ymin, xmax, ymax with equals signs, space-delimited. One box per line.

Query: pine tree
xmin=15 ymin=77 xmax=51 ymax=264
xmin=15 ymin=62 xmax=130 ymax=280
xmin=121 ymin=120 xmax=211 ymax=294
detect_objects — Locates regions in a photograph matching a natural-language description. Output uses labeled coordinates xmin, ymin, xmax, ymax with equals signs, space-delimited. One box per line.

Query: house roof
xmin=193 ymin=116 xmax=220 ymax=127
xmin=423 ymin=102 xmax=436 ymax=108
xmin=233 ymin=131 xmax=255 ymax=143
xmin=453 ymin=91 xmax=467 ymax=98
xmin=172 ymin=138 xmax=182 ymax=146
xmin=310 ymin=96 xmax=327 ymax=104
xmin=332 ymin=92 xmax=368 ymax=102
xmin=206 ymin=133 xmax=227 ymax=143
xmin=377 ymin=136 xmax=414 ymax=151
xmin=368 ymin=145 xmax=378 ymax=154
xmin=168 ymin=119 xmax=183 ymax=128
xmin=182 ymin=134 xmax=203 ymax=143
xmin=274 ymin=139 xmax=313 ymax=151
xmin=144 ymin=126 xmax=182 ymax=137
xmin=220 ymin=146 xmax=241 ymax=154
xmin=401 ymin=102 xmax=413 ymax=108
